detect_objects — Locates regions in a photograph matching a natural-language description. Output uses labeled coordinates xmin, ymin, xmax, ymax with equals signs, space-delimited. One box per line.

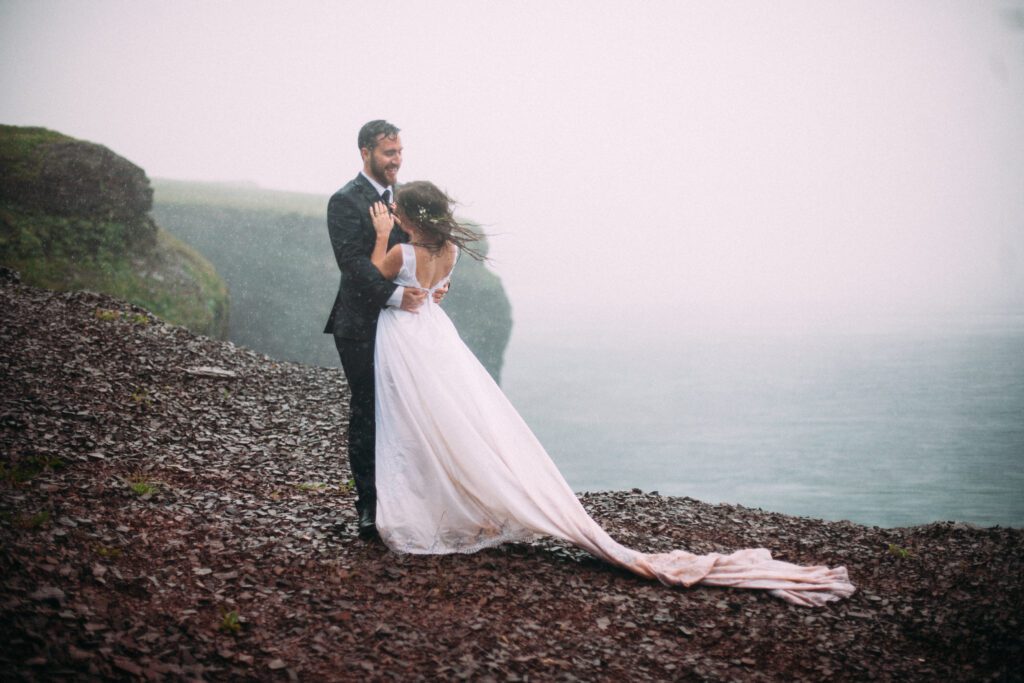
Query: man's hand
xmin=432 ymin=282 xmax=450 ymax=305
xmin=400 ymin=287 xmax=427 ymax=313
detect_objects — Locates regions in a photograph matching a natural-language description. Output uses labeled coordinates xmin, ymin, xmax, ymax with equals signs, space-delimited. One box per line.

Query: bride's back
xmin=411 ymin=243 xmax=457 ymax=290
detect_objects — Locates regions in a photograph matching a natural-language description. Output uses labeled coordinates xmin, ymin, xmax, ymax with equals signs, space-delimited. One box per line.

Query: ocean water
xmin=501 ymin=314 xmax=1024 ymax=528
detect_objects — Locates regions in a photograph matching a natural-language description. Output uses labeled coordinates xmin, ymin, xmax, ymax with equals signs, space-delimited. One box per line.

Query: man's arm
xmin=432 ymin=281 xmax=449 ymax=304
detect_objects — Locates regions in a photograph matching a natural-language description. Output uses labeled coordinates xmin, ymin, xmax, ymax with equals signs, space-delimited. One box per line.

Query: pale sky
xmin=3 ymin=0 xmax=1023 ymax=338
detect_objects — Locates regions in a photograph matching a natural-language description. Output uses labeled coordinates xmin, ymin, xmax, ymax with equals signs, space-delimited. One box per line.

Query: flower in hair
xmin=416 ymin=206 xmax=443 ymax=225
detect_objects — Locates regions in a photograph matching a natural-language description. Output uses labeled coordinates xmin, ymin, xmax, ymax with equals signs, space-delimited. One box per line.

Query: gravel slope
xmin=1 ymin=270 xmax=1021 ymax=681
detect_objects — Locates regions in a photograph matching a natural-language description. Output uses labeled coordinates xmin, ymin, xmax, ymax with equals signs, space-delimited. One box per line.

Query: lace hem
xmin=381 ymin=528 xmax=540 ymax=556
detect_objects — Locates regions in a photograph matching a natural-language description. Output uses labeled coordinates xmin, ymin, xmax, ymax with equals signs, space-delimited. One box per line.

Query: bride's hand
xmin=369 ymin=201 xmax=393 ymax=238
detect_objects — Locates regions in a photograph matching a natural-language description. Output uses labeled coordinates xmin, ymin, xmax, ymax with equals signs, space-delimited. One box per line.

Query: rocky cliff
xmin=0 ymin=127 xmax=155 ymax=240
xmin=151 ymin=179 xmax=513 ymax=381
xmin=0 ymin=125 xmax=228 ymax=338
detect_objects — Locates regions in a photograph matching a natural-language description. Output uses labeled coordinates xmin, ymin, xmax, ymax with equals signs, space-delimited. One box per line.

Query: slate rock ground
xmin=1 ymin=270 xmax=1021 ymax=681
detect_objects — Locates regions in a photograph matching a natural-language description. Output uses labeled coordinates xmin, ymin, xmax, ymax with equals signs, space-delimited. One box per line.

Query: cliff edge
xmin=0 ymin=125 xmax=228 ymax=338
xmin=151 ymin=178 xmax=513 ymax=381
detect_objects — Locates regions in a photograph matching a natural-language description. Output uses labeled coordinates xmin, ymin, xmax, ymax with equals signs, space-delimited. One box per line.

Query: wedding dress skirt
xmin=374 ymin=245 xmax=854 ymax=607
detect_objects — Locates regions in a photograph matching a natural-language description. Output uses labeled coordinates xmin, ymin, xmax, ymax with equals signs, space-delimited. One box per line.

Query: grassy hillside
xmin=151 ymin=178 xmax=512 ymax=380
xmin=0 ymin=125 xmax=228 ymax=338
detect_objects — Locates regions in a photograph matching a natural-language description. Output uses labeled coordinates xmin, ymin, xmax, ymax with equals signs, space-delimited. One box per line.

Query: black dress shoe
xmin=357 ymin=507 xmax=379 ymax=540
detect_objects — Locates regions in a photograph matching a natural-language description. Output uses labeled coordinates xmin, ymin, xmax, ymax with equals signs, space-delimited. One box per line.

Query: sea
xmin=501 ymin=312 xmax=1024 ymax=529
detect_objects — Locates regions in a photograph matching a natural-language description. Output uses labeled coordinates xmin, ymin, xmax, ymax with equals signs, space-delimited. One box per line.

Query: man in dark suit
xmin=324 ymin=120 xmax=425 ymax=539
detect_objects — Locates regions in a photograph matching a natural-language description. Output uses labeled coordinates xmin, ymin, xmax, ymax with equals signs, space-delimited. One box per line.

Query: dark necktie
xmin=381 ymin=189 xmax=391 ymax=205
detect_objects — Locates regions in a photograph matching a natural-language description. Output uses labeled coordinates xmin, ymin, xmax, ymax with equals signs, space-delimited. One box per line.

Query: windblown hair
xmin=396 ymin=181 xmax=486 ymax=261
xmin=357 ymin=120 xmax=400 ymax=152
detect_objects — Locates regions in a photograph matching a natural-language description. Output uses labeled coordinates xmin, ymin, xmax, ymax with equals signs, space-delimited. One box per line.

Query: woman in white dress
xmin=367 ymin=182 xmax=853 ymax=607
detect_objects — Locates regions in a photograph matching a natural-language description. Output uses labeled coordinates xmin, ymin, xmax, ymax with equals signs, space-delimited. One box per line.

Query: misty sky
xmin=2 ymin=0 xmax=1023 ymax=337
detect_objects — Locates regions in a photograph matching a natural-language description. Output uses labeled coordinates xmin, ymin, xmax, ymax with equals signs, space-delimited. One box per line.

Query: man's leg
xmin=334 ymin=336 xmax=377 ymax=535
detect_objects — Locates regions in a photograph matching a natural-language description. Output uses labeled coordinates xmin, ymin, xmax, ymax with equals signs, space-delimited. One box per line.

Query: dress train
xmin=374 ymin=245 xmax=854 ymax=607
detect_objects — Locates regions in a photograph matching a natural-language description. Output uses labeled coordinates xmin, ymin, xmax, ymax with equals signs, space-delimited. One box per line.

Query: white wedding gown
xmin=375 ymin=244 xmax=854 ymax=607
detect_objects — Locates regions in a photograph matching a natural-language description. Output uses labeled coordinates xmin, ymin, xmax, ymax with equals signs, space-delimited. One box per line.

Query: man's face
xmin=362 ymin=134 xmax=402 ymax=187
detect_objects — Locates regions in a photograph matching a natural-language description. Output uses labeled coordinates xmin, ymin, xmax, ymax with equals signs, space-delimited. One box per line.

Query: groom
xmin=324 ymin=120 xmax=424 ymax=540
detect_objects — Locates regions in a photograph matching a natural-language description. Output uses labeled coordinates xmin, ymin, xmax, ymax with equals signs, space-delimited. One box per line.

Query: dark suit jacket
xmin=324 ymin=174 xmax=407 ymax=340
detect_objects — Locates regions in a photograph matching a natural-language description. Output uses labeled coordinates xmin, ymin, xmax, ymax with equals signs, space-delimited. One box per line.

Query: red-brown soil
xmin=1 ymin=270 xmax=1021 ymax=681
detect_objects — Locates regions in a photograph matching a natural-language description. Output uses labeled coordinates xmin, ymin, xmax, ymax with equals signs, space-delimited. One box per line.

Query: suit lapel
xmin=353 ymin=173 xmax=381 ymax=206
xmin=355 ymin=174 xmax=406 ymax=247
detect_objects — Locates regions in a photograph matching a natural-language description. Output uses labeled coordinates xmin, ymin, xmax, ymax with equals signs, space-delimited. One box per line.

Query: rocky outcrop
xmin=0 ymin=126 xmax=156 ymax=247
xmin=0 ymin=126 xmax=227 ymax=338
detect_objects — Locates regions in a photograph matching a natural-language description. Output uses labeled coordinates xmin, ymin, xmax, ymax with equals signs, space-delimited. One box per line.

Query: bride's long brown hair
xmin=395 ymin=181 xmax=487 ymax=261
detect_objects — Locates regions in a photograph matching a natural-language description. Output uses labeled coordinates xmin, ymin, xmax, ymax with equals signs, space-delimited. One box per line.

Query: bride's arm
xmin=369 ymin=202 xmax=403 ymax=280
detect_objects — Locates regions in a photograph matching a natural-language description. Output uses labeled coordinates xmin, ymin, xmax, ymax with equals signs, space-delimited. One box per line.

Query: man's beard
xmin=370 ymin=156 xmax=398 ymax=187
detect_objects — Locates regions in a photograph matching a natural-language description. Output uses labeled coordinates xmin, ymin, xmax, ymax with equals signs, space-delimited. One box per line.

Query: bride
xmin=367 ymin=182 xmax=854 ymax=607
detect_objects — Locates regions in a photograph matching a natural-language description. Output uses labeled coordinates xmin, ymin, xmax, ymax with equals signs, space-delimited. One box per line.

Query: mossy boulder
xmin=0 ymin=125 xmax=228 ymax=338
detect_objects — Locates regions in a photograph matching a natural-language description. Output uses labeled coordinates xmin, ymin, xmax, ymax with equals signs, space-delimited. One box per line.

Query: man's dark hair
xmin=358 ymin=120 xmax=400 ymax=152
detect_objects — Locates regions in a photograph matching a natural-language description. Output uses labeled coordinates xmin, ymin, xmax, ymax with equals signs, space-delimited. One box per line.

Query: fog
xmin=2 ymin=0 xmax=1023 ymax=339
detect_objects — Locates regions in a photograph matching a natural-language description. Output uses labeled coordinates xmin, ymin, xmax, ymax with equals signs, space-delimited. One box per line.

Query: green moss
xmin=95 ymin=544 xmax=122 ymax=558
xmin=0 ymin=126 xmax=71 ymax=188
xmin=0 ymin=125 xmax=70 ymax=161
xmin=0 ymin=455 xmax=65 ymax=485
xmin=129 ymin=479 xmax=156 ymax=496
xmin=90 ymin=228 xmax=229 ymax=337
xmin=0 ymin=510 xmax=52 ymax=530
xmin=1 ymin=216 xmax=229 ymax=338
xmin=219 ymin=608 xmax=242 ymax=634
xmin=0 ymin=197 xmax=149 ymax=260
xmin=0 ymin=125 xmax=71 ymax=154
xmin=888 ymin=543 xmax=914 ymax=560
